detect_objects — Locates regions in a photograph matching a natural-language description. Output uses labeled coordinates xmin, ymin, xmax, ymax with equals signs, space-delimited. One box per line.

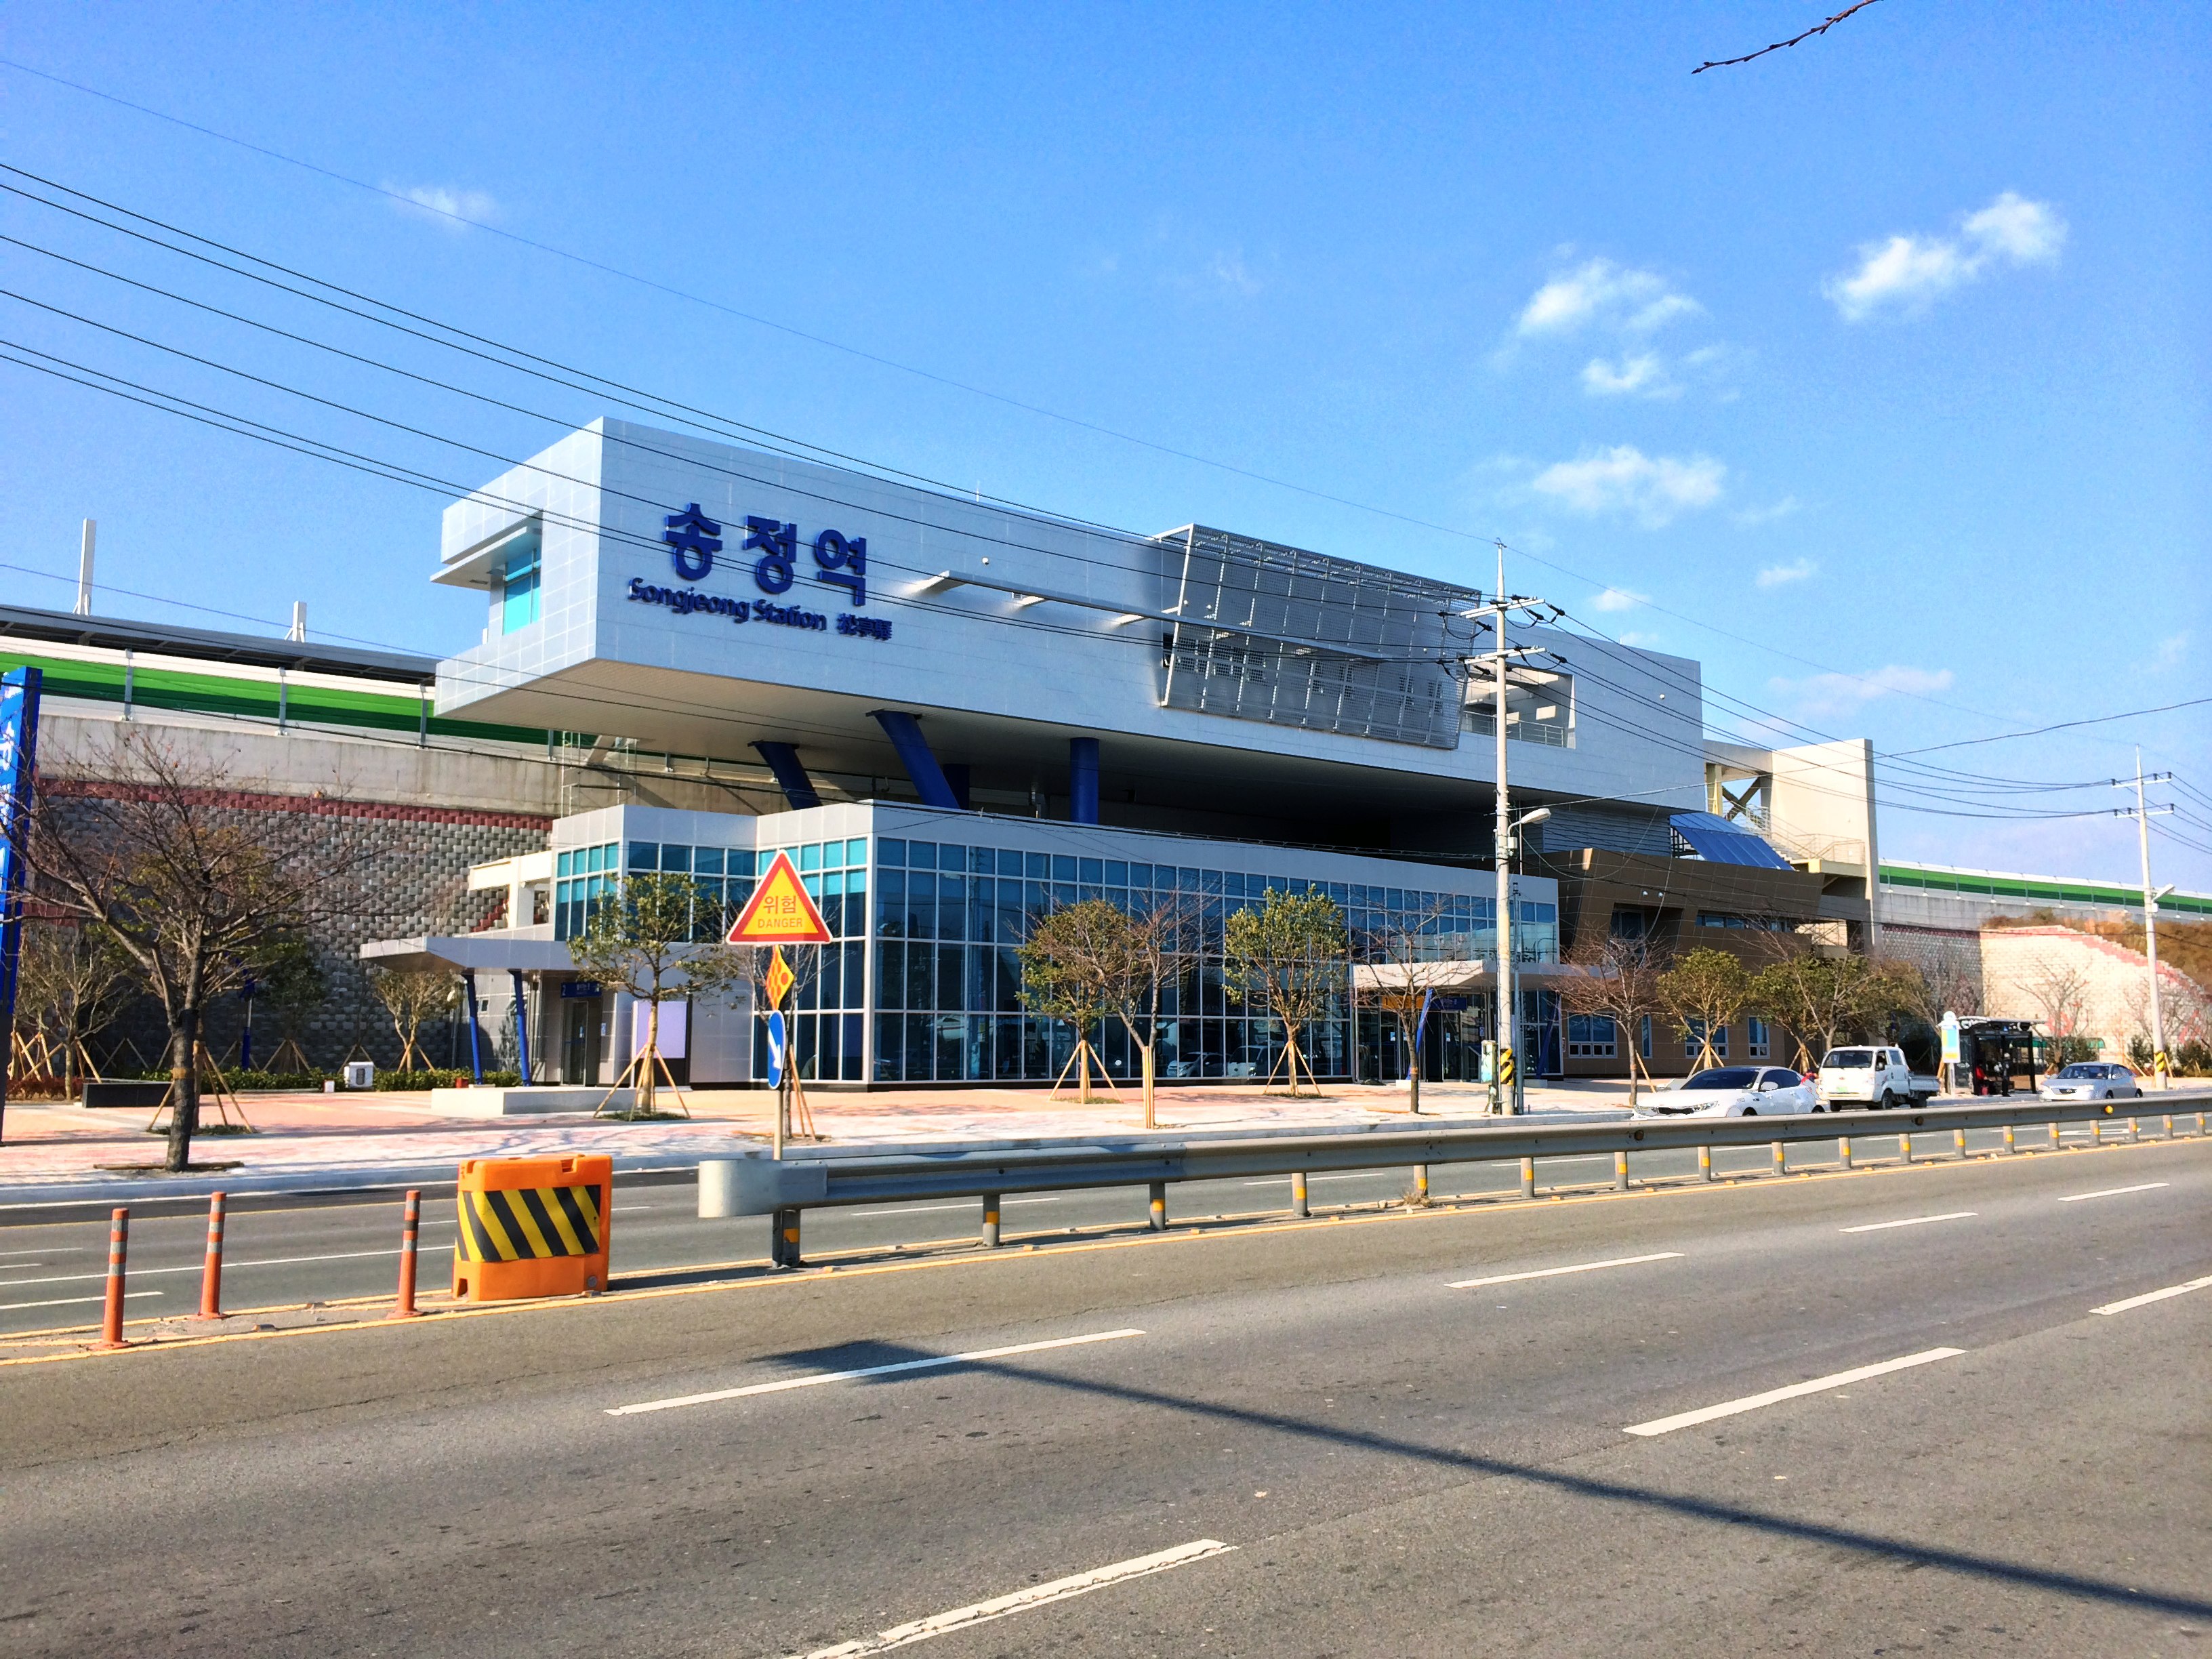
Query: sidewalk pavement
xmin=0 ymin=1078 xmax=1640 ymax=1206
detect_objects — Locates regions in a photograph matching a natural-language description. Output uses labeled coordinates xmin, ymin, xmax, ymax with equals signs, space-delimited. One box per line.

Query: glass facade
xmin=549 ymin=807 xmax=1563 ymax=1086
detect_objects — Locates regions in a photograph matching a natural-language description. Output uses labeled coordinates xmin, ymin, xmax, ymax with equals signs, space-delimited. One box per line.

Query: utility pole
xmin=75 ymin=520 xmax=96 ymax=616
xmin=1469 ymin=542 xmax=1555 ymax=1114
xmin=2116 ymin=752 xmax=2175 ymax=1087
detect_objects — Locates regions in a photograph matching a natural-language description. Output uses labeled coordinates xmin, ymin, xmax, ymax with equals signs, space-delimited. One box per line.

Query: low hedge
xmin=373 ymin=1068 xmax=523 ymax=1090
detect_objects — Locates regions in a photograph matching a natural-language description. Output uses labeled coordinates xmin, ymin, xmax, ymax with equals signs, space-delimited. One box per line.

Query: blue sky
xmin=1 ymin=2 xmax=2206 ymax=885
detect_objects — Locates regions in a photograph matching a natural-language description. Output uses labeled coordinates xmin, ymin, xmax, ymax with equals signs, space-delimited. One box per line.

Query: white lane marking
xmin=607 ymin=1328 xmax=1146 ymax=1417
xmin=0 ymin=1261 xmax=45 ymax=1270
xmin=786 ymin=1538 xmax=1235 ymax=1658
xmin=0 ymin=1246 xmax=445 ymax=1288
xmin=2093 ymin=1274 xmax=2212 ymax=1316
xmin=1449 ymin=1252 xmax=1683 ymax=1289
xmin=855 ymin=1203 xmax=972 ymax=1218
xmin=0 ymin=1290 xmax=163 ymax=1313
xmin=1840 ymin=1212 xmax=1978 ymax=1233
xmin=2058 ymin=1183 xmax=2170 ymax=1203
xmin=1624 ymin=1348 xmax=1965 ymax=1437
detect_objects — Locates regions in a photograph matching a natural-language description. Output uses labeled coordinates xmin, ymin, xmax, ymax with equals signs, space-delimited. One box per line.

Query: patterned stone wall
xmin=37 ymin=783 xmax=549 ymax=1073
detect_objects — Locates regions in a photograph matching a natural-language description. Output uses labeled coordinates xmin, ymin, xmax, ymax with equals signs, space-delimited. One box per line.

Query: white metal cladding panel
xmin=429 ymin=424 xmax=1704 ymax=811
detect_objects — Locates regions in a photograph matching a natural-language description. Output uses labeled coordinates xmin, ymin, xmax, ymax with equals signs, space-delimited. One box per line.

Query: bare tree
xmin=28 ymin=730 xmax=359 ymax=1171
xmin=1353 ymin=897 xmax=1472 ymax=1114
xmin=13 ymin=918 xmax=136 ymax=1097
xmin=2018 ymin=960 xmax=2091 ymax=1042
xmin=366 ymin=963 xmax=457 ymax=1071
xmin=1551 ymin=933 xmax=1667 ymax=1104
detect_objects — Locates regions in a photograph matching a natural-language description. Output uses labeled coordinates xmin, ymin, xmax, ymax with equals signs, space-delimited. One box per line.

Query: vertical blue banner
xmin=0 ymin=665 xmax=45 ymax=1141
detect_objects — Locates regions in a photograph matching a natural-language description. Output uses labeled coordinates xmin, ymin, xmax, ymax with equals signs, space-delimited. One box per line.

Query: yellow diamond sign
xmin=764 ymin=946 xmax=794 ymax=1011
xmin=727 ymin=851 xmax=833 ymax=945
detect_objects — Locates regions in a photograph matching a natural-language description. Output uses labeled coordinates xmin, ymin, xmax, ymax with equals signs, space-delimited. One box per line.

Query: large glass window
xmin=497 ymin=544 xmax=541 ymax=634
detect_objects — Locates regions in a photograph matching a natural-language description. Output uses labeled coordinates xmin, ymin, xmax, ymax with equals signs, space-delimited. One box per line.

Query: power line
xmin=0 ymin=157 xmax=2107 ymax=738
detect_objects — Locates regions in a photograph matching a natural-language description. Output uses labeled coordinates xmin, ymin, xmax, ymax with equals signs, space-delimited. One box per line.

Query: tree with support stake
xmin=1016 ymin=899 xmax=1130 ymax=1107
xmin=26 ymin=728 xmax=363 ymax=1172
xmin=1223 ymin=888 xmax=1347 ymax=1097
xmin=568 ymin=871 xmax=744 ymax=1119
xmin=366 ymin=963 xmax=454 ymax=1071
xmin=1353 ymin=896 xmax=1471 ymax=1114
xmin=725 ymin=852 xmax=834 ymax=1156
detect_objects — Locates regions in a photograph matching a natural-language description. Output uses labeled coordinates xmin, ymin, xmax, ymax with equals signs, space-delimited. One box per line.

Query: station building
xmin=37 ymin=417 xmax=2167 ymax=1088
xmin=354 ymin=419 xmax=1887 ymax=1089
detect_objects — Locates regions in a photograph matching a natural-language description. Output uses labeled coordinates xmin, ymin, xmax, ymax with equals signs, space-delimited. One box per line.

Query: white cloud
xmin=1825 ymin=192 xmax=2066 ymax=321
xmin=1963 ymin=192 xmax=2066 ymax=262
xmin=389 ymin=184 xmax=498 ymax=229
xmin=1771 ymin=663 xmax=1955 ymax=719
xmin=1734 ymin=496 xmax=1803 ymax=528
xmin=1591 ymin=586 xmax=1648 ymax=612
xmin=1528 ymin=445 xmax=1726 ymax=529
xmin=1206 ymin=249 xmax=1261 ymax=296
xmin=1516 ymin=259 xmax=1700 ymax=337
xmin=1755 ymin=556 xmax=1817 ymax=587
xmin=2152 ymin=632 xmax=2188 ymax=670
xmin=1580 ymin=352 xmax=1682 ymax=399
xmin=1616 ymin=630 xmax=1662 ymax=649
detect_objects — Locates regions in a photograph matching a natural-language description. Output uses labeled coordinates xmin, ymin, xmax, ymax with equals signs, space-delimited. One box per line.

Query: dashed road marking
xmin=2092 ymin=1274 xmax=2212 ymax=1316
xmin=785 ymin=1538 xmax=1235 ymax=1657
xmin=607 ymin=1328 xmax=1145 ymax=1416
xmin=1 ymin=1290 xmax=163 ymax=1313
xmin=1449 ymin=1252 xmax=1683 ymax=1289
xmin=1624 ymin=1347 xmax=1965 ymax=1437
xmin=2058 ymin=1183 xmax=2169 ymax=1203
xmin=1840 ymin=1212 xmax=1978 ymax=1233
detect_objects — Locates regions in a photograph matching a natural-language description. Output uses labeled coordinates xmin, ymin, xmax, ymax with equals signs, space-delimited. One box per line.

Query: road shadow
xmin=730 ymin=1336 xmax=2209 ymax=1623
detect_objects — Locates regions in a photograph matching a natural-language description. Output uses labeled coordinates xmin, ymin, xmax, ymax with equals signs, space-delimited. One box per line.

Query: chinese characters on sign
xmin=642 ymin=504 xmax=890 ymax=642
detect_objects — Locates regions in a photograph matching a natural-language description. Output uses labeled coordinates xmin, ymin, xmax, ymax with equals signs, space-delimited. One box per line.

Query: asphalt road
xmin=0 ymin=1134 xmax=2205 ymax=1656
xmin=0 ymin=1118 xmax=2182 ymax=1336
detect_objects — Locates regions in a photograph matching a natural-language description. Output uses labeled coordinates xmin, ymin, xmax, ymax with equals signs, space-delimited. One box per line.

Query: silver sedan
xmin=2040 ymin=1062 xmax=2142 ymax=1102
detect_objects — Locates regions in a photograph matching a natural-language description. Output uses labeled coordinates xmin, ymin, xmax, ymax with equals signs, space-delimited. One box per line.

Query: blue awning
xmin=1669 ymin=811 xmax=1794 ymax=870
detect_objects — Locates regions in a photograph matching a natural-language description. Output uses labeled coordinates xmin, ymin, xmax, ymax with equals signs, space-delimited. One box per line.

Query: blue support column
xmin=462 ymin=969 xmax=485 ymax=1082
xmin=941 ymin=763 xmax=972 ymax=811
xmin=751 ymin=741 xmax=821 ymax=810
xmin=510 ymin=969 xmax=533 ymax=1084
xmin=869 ymin=711 xmax=962 ymax=810
xmin=1068 ymin=737 xmax=1100 ymax=824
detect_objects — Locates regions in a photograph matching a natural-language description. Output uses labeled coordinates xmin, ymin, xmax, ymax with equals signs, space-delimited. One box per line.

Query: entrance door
xmin=562 ymin=998 xmax=603 ymax=1084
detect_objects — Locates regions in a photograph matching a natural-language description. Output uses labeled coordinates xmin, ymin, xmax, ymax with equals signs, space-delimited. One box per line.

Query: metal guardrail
xmin=700 ymin=1091 xmax=2212 ymax=1264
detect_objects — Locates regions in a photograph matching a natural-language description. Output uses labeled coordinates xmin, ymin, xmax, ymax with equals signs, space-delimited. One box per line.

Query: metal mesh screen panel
xmin=1154 ymin=527 xmax=1469 ymax=749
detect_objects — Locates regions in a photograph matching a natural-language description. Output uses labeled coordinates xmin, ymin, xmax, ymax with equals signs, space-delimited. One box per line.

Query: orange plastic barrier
xmin=451 ymin=1154 xmax=613 ymax=1303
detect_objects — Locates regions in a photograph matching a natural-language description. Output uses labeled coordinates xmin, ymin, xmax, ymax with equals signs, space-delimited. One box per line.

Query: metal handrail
xmin=701 ymin=1090 xmax=2211 ymax=1223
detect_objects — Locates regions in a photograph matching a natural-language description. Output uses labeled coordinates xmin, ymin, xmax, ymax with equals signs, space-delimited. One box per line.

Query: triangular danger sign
xmin=728 ymin=851 xmax=832 ymax=945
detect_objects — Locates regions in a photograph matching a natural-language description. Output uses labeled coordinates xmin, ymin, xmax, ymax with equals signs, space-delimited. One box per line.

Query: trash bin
xmin=344 ymin=1059 xmax=375 ymax=1090
xmin=453 ymin=1154 xmax=613 ymax=1303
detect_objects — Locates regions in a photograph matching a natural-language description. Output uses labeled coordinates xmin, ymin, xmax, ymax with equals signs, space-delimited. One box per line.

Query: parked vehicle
xmin=2039 ymin=1061 xmax=2141 ymax=1103
xmin=1635 ymin=1065 xmax=1818 ymax=1118
xmin=1817 ymin=1046 xmax=1938 ymax=1109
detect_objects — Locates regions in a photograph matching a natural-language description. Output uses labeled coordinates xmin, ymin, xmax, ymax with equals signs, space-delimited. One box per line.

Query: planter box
xmin=81 ymin=1081 xmax=171 ymax=1110
xmin=427 ymin=1086 xmax=636 ymax=1118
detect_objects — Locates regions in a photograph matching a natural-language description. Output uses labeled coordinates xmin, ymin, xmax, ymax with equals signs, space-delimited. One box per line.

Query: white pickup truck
xmin=1817 ymin=1045 xmax=1940 ymax=1109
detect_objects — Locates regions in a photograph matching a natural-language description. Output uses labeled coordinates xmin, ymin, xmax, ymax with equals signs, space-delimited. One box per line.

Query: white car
xmin=1635 ymin=1065 xmax=1819 ymax=1118
xmin=2040 ymin=1061 xmax=2142 ymax=1103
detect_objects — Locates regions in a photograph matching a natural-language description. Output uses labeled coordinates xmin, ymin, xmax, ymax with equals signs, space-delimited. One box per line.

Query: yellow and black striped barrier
xmin=452 ymin=1154 xmax=612 ymax=1303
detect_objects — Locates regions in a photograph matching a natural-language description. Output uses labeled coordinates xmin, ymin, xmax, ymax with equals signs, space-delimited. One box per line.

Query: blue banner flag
xmin=0 ymin=666 xmax=44 ymax=1141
